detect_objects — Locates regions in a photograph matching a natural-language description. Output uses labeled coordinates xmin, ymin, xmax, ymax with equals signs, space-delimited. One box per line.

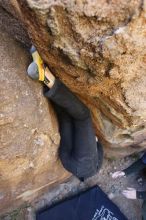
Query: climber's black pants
xmin=44 ymin=79 xmax=103 ymax=179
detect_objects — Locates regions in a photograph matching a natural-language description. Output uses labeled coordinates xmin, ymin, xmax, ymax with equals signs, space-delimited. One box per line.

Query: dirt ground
xmin=1 ymin=154 xmax=144 ymax=220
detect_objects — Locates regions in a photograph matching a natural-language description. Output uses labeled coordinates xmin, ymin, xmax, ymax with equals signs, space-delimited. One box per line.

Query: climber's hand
xmin=111 ymin=171 xmax=125 ymax=179
xmin=122 ymin=188 xmax=137 ymax=199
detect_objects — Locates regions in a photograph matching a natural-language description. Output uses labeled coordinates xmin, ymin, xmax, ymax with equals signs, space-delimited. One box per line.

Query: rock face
xmin=0 ymin=30 xmax=70 ymax=215
xmin=0 ymin=1 xmax=146 ymax=163
xmin=0 ymin=0 xmax=146 ymax=215
xmin=5 ymin=0 xmax=145 ymax=157
xmin=0 ymin=0 xmax=30 ymax=47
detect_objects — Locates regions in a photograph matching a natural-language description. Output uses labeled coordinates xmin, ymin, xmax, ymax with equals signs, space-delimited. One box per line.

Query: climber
xmin=112 ymin=152 xmax=146 ymax=220
xmin=27 ymin=46 xmax=103 ymax=181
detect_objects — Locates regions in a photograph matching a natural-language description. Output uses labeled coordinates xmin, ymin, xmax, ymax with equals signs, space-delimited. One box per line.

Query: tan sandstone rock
xmin=1 ymin=0 xmax=146 ymax=156
xmin=0 ymin=0 xmax=146 ymax=215
xmin=0 ymin=0 xmax=30 ymax=47
xmin=5 ymin=0 xmax=146 ymax=157
xmin=0 ymin=30 xmax=70 ymax=215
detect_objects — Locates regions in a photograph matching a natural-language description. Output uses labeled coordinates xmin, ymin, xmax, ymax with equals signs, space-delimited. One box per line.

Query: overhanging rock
xmin=0 ymin=1 xmax=146 ymax=155
xmin=10 ymin=0 xmax=146 ymax=157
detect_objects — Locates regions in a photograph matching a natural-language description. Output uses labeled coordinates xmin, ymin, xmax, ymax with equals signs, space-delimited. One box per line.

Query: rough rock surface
xmin=2 ymin=0 xmax=145 ymax=157
xmin=0 ymin=0 xmax=30 ymax=47
xmin=0 ymin=30 xmax=70 ymax=215
xmin=0 ymin=1 xmax=146 ymax=218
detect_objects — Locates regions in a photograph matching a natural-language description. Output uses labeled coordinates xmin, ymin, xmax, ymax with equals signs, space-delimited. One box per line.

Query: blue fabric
xmin=36 ymin=186 xmax=127 ymax=220
xmin=142 ymin=153 xmax=146 ymax=164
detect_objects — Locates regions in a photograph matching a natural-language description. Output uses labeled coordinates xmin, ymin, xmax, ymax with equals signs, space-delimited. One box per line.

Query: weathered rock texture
xmin=4 ymin=0 xmax=145 ymax=157
xmin=0 ymin=0 xmax=146 ymax=216
xmin=0 ymin=1 xmax=146 ymax=152
xmin=0 ymin=30 xmax=70 ymax=215
xmin=0 ymin=1 xmax=30 ymax=47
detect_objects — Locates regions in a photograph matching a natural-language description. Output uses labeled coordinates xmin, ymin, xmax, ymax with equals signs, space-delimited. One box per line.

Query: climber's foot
xmin=27 ymin=61 xmax=39 ymax=80
xmin=27 ymin=62 xmax=55 ymax=88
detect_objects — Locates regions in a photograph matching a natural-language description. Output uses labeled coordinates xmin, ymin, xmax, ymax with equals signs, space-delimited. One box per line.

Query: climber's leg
xmin=52 ymin=103 xmax=80 ymax=176
xmin=28 ymin=58 xmax=103 ymax=179
xmin=56 ymin=109 xmax=103 ymax=179
xmin=44 ymin=82 xmax=103 ymax=179
xmin=71 ymin=116 xmax=103 ymax=179
xmin=44 ymin=79 xmax=90 ymax=120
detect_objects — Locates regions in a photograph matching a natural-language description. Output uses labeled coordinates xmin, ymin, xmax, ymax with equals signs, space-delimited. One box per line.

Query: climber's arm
xmin=123 ymin=158 xmax=146 ymax=176
xmin=112 ymin=152 xmax=146 ymax=179
xmin=122 ymin=188 xmax=146 ymax=200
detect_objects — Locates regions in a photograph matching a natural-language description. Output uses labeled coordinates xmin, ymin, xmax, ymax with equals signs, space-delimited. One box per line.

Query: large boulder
xmin=4 ymin=0 xmax=146 ymax=157
xmin=0 ymin=30 xmax=70 ymax=215
xmin=0 ymin=1 xmax=146 ymax=154
xmin=0 ymin=0 xmax=146 ymax=215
